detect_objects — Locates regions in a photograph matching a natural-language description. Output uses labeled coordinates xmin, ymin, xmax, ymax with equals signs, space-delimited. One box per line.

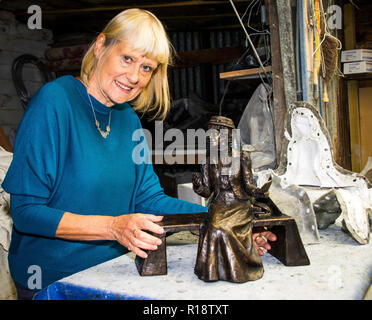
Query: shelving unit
xmin=344 ymin=73 xmax=372 ymax=81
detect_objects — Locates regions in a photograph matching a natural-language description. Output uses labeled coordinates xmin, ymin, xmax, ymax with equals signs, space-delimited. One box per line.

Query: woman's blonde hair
xmin=80 ymin=8 xmax=173 ymax=120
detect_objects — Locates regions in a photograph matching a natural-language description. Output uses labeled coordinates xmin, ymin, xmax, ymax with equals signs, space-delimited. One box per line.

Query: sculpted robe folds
xmin=192 ymin=116 xmax=265 ymax=283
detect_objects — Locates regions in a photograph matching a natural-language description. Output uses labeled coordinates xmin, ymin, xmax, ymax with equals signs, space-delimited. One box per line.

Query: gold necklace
xmin=87 ymin=91 xmax=112 ymax=139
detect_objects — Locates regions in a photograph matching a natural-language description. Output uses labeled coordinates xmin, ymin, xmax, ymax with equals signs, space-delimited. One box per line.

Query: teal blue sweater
xmin=2 ymin=76 xmax=207 ymax=290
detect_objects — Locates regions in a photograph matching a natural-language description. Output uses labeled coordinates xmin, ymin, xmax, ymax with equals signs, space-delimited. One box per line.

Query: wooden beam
xmin=219 ymin=66 xmax=272 ymax=80
xmin=359 ymin=86 xmax=372 ymax=170
xmin=275 ymin=0 xmax=297 ymax=108
xmin=46 ymin=46 xmax=248 ymax=71
xmin=336 ymin=74 xmax=352 ymax=170
xmin=265 ymin=0 xmax=287 ymax=166
xmin=195 ymin=24 xmax=241 ymax=30
xmin=344 ymin=3 xmax=361 ymax=172
xmin=15 ymin=0 xmax=252 ymax=15
xmin=160 ymin=13 xmax=236 ymax=21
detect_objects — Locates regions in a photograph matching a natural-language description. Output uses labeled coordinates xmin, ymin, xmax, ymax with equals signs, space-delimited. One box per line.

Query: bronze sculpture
xmin=192 ymin=115 xmax=272 ymax=283
xmin=134 ymin=115 xmax=309 ymax=278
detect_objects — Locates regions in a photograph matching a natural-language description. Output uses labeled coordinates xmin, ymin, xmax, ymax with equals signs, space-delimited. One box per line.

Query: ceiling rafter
xmin=14 ymin=0 xmax=252 ymax=15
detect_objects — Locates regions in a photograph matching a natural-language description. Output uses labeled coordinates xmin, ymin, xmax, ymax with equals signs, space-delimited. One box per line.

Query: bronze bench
xmin=135 ymin=212 xmax=310 ymax=276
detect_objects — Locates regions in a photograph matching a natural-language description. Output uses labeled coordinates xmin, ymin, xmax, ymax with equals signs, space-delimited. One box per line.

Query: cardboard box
xmin=341 ymin=49 xmax=372 ymax=63
xmin=343 ymin=61 xmax=372 ymax=74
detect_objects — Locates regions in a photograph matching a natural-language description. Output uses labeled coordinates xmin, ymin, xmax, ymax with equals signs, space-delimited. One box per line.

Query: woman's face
xmin=88 ymin=34 xmax=158 ymax=106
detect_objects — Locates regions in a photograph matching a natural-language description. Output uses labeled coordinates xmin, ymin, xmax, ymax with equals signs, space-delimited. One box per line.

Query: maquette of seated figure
xmin=192 ymin=115 xmax=272 ymax=283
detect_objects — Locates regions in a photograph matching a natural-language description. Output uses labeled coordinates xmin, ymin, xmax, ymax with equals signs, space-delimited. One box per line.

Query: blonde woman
xmin=3 ymin=9 xmax=207 ymax=299
xmin=3 ymin=8 xmax=274 ymax=299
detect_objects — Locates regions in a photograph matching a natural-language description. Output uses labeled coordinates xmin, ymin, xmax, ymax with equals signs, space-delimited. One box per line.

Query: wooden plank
xmin=359 ymin=80 xmax=372 ymax=88
xmin=265 ymin=0 xmax=287 ymax=165
xmin=359 ymin=87 xmax=372 ymax=170
xmin=335 ymin=74 xmax=352 ymax=170
xmin=275 ymin=0 xmax=297 ymax=107
xmin=219 ymin=66 xmax=272 ymax=80
xmin=344 ymin=3 xmax=361 ymax=172
xmin=345 ymin=74 xmax=372 ymax=81
xmin=331 ymin=1 xmax=351 ymax=171
xmin=347 ymin=80 xmax=361 ymax=172
xmin=160 ymin=13 xmax=236 ymax=21
xmin=43 ymin=45 xmax=247 ymax=70
xmin=344 ymin=4 xmax=357 ymax=49
xmin=15 ymin=0 xmax=252 ymax=15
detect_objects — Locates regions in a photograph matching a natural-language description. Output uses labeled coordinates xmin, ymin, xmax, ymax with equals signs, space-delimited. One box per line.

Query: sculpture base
xmin=135 ymin=213 xmax=205 ymax=276
xmin=253 ymin=214 xmax=310 ymax=266
xmin=135 ymin=212 xmax=309 ymax=276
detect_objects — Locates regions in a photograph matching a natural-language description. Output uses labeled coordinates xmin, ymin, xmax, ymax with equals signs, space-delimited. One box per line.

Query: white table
xmin=35 ymin=222 xmax=372 ymax=300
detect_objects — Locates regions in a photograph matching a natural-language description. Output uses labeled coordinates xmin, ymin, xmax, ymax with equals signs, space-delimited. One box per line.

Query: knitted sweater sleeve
xmin=2 ymin=82 xmax=67 ymax=238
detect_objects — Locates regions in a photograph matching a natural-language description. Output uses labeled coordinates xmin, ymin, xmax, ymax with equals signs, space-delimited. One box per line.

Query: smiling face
xmin=87 ymin=34 xmax=158 ymax=106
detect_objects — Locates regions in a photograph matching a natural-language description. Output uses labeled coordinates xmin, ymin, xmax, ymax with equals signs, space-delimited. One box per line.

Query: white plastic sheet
xmin=238 ymin=83 xmax=276 ymax=171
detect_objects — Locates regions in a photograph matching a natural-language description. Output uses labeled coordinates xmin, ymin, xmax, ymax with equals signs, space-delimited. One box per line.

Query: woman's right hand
xmin=109 ymin=213 xmax=164 ymax=259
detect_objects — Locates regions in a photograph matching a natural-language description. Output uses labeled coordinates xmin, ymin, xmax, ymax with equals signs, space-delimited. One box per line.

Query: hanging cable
xmin=219 ymin=0 xmax=272 ymax=115
xmin=228 ymin=0 xmax=272 ymax=88
xmin=218 ymin=46 xmax=253 ymax=115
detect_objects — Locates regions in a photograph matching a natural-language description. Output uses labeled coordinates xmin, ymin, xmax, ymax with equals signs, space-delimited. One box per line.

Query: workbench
xmin=34 ymin=222 xmax=372 ymax=300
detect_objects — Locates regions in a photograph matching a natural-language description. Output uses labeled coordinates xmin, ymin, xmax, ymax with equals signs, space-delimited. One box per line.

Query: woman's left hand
xmin=252 ymin=230 xmax=277 ymax=256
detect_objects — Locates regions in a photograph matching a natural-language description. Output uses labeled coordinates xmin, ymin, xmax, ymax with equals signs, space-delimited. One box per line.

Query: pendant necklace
xmin=87 ymin=91 xmax=112 ymax=139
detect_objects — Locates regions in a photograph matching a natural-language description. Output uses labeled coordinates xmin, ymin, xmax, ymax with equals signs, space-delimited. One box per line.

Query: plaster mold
xmin=256 ymin=102 xmax=371 ymax=245
xmin=360 ymin=157 xmax=372 ymax=184
xmin=267 ymin=175 xmax=320 ymax=244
